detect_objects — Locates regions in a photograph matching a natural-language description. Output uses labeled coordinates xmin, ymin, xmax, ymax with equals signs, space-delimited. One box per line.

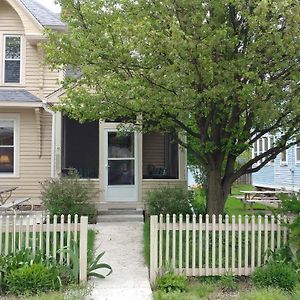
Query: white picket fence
xmin=0 ymin=214 xmax=88 ymax=282
xmin=150 ymin=214 xmax=288 ymax=283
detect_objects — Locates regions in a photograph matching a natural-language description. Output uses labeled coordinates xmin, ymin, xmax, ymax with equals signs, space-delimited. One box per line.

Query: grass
xmin=153 ymin=278 xmax=300 ymax=300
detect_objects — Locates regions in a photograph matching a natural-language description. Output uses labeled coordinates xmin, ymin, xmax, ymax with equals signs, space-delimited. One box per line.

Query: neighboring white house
xmin=252 ymin=136 xmax=300 ymax=191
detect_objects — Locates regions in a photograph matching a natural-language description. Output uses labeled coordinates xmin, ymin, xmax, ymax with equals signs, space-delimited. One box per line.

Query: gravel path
xmin=88 ymin=222 xmax=152 ymax=300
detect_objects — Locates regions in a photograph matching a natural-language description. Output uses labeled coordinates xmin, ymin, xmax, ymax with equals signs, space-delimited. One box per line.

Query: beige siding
xmin=0 ymin=108 xmax=52 ymax=205
xmin=0 ymin=0 xmax=24 ymax=32
xmin=141 ymin=180 xmax=187 ymax=202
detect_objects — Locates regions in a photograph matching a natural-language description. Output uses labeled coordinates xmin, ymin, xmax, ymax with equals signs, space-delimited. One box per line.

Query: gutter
xmin=42 ymin=101 xmax=56 ymax=178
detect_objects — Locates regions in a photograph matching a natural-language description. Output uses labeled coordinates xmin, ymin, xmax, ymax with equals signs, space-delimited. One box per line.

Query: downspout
xmin=42 ymin=101 xmax=56 ymax=178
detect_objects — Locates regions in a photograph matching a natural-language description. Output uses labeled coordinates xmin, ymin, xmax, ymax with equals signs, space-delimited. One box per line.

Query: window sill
xmin=0 ymin=83 xmax=25 ymax=88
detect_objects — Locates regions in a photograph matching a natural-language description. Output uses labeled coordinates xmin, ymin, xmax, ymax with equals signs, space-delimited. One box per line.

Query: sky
xmin=35 ymin=0 xmax=61 ymax=13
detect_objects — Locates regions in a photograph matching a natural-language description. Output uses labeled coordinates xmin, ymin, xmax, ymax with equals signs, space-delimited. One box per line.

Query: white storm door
xmin=105 ymin=129 xmax=138 ymax=202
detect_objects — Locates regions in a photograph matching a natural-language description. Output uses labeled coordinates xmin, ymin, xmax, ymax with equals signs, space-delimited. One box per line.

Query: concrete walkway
xmin=88 ymin=222 xmax=152 ymax=300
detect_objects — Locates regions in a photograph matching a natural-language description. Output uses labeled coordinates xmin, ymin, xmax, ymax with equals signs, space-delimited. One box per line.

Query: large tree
xmin=45 ymin=0 xmax=300 ymax=215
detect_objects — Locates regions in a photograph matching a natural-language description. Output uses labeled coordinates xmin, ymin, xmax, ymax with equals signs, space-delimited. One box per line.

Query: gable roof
xmin=0 ymin=90 xmax=42 ymax=103
xmin=20 ymin=0 xmax=65 ymax=28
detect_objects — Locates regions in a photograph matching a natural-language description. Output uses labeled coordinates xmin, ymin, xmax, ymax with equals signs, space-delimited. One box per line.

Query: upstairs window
xmin=4 ymin=36 xmax=21 ymax=84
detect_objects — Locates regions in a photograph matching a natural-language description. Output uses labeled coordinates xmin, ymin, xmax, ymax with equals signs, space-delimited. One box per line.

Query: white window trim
xmin=295 ymin=143 xmax=300 ymax=164
xmin=0 ymin=113 xmax=20 ymax=177
xmin=280 ymin=149 xmax=288 ymax=166
xmin=2 ymin=35 xmax=23 ymax=85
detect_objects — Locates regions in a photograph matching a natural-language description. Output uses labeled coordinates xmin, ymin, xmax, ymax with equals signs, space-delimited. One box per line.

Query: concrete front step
xmin=98 ymin=214 xmax=144 ymax=223
xmin=100 ymin=209 xmax=143 ymax=216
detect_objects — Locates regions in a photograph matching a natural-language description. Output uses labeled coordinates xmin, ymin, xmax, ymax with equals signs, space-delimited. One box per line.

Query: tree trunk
xmin=206 ymin=169 xmax=230 ymax=216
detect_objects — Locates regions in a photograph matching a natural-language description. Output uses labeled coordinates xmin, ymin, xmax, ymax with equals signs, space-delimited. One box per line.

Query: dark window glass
xmin=0 ymin=120 xmax=14 ymax=174
xmin=4 ymin=61 xmax=20 ymax=83
xmin=62 ymin=116 xmax=99 ymax=178
xmin=108 ymin=160 xmax=134 ymax=185
xmin=142 ymin=133 xmax=179 ymax=179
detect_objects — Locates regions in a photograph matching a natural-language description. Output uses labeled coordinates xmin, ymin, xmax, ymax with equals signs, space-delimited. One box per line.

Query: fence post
xmin=150 ymin=215 xmax=158 ymax=284
xmin=79 ymin=216 xmax=88 ymax=282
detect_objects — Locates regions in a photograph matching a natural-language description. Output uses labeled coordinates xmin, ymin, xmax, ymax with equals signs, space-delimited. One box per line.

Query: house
xmin=0 ymin=0 xmax=187 ymax=210
xmin=252 ymin=136 xmax=300 ymax=191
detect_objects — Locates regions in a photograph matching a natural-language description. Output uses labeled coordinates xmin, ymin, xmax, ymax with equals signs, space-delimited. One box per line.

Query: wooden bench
xmin=0 ymin=197 xmax=31 ymax=214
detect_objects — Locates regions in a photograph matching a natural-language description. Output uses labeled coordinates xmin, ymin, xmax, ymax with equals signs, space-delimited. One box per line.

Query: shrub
xmin=146 ymin=187 xmax=192 ymax=215
xmin=155 ymin=272 xmax=188 ymax=293
xmin=251 ymin=261 xmax=298 ymax=292
xmin=7 ymin=263 xmax=60 ymax=296
xmin=0 ymin=249 xmax=74 ymax=295
xmin=219 ymin=274 xmax=237 ymax=292
xmin=40 ymin=170 xmax=97 ymax=222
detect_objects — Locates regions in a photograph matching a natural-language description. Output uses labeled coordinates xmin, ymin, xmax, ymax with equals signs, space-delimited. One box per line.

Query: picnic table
xmin=236 ymin=190 xmax=291 ymax=210
xmin=0 ymin=186 xmax=31 ymax=214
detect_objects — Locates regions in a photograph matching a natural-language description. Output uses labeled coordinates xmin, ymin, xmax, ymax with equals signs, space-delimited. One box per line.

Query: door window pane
xmin=108 ymin=160 xmax=134 ymax=185
xmin=108 ymin=132 xmax=134 ymax=158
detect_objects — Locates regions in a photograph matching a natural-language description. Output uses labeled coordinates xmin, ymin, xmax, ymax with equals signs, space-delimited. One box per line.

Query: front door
xmin=104 ymin=129 xmax=138 ymax=202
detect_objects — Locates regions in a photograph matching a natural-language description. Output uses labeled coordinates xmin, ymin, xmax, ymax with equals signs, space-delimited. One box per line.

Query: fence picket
xmin=192 ymin=214 xmax=196 ymax=276
xmin=244 ymin=215 xmax=249 ymax=276
xmin=179 ymin=214 xmax=183 ymax=274
xmin=5 ymin=216 xmax=9 ymax=255
xmin=283 ymin=215 xmax=288 ymax=245
xmin=257 ymin=215 xmax=262 ymax=267
xmin=60 ymin=215 xmax=64 ymax=263
xmin=251 ymin=215 xmax=255 ymax=272
xmin=16 ymin=216 xmax=23 ymax=251
xmin=32 ymin=215 xmax=36 ymax=255
xmin=205 ymin=214 xmax=209 ymax=276
xmin=199 ymin=215 xmax=203 ymax=276
xmin=172 ymin=214 xmax=176 ymax=270
xmin=264 ymin=215 xmax=268 ymax=263
xmin=225 ymin=215 xmax=229 ymax=272
xmin=231 ymin=215 xmax=235 ymax=273
xmin=166 ymin=214 xmax=170 ymax=264
xmin=238 ymin=215 xmax=242 ymax=276
xmin=277 ymin=215 xmax=281 ymax=249
xmin=218 ymin=214 xmax=223 ymax=275
xmin=271 ymin=215 xmax=275 ymax=251
xmin=185 ymin=214 xmax=190 ymax=276
xmin=159 ymin=214 xmax=163 ymax=269
xmin=46 ymin=215 xmax=50 ymax=257
xmin=212 ymin=214 xmax=216 ymax=275
xmin=25 ymin=216 xmax=30 ymax=249
xmin=53 ymin=215 xmax=57 ymax=258
xmin=67 ymin=214 xmax=71 ymax=265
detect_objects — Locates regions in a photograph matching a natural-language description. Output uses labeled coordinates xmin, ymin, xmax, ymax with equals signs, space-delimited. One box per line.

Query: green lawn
xmin=153 ymin=279 xmax=300 ymax=300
